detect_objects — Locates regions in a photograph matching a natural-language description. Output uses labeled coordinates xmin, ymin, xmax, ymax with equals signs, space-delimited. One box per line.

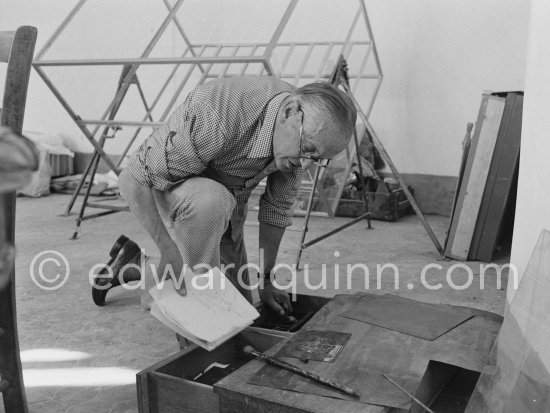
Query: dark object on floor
xmin=340 ymin=294 xmax=473 ymax=341
xmin=91 ymin=234 xmax=141 ymax=306
xmin=277 ymin=329 xmax=351 ymax=363
xmin=338 ymin=179 xmax=414 ymax=222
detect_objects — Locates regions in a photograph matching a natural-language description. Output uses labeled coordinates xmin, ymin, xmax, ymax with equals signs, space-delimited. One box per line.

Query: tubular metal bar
xmin=117 ymin=49 xmax=193 ymax=165
xmin=220 ymin=46 xmax=241 ymax=77
xmin=352 ymin=44 xmax=372 ymax=94
xmin=295 ymin=166 xmax=322 ymax=269
xmin=63 ymin=0 xmax=187 ymax=167
xmin=35 ymin=56 xmax=268 ymax=67
xmin=80 ymin=209 xmax=124 ymax=221
xmin=158 ymin=50 xmax=206 ymax=122
xmin=161 ymin=0 xmax=205 ymax=74
xmin=316 ymin=42 xmax=335 ymax=80
xmin=293 ymin=43 xmax=314 ymax=85
xmin=278 ymin=73 xmax=380 ymax=80
xmin=33 ymin=66 xmax=120 ymax=173
xmin=351 ymin=124 xmax=372 ymax=229
xmin=63 ymin=149 xmax=98 ymax=215
xmin=277 ymin=44 xmax=296 ymax=77
xmin=90 ymin=0 xmax=186 ymax=141
xmin=78 ymin=119 xmax=164 ymax=127
xmin=34 ymin=0 xmax=88 ymax=60
xmin=341 ymin=6 xmax=361 ymax=59
xmin=263 ymin=59 xmax=275 ymax=76
xmin=191 ymin=41 xmax=369 ymax=48
xmin=364 ymin=77 xmax=382 ymax=118
xmin=84 ymin=203 xmax=130 ymax=212
xmin=239 ymin=45 xmax=259 ymax=76
xmin=360 ymin=0 xmax=383 ymax=78
xmin=197 ymin=58 xmax=215 ymax=85
xmin=301 ymin=212 xmax=372 ymax=250
xmin=70 ymin=141 xmax=104 ymax=239
xmin=343 ymin=83 xmax=444 ymax=255
xmin=264 ymin=0 xmax=299 ymax=59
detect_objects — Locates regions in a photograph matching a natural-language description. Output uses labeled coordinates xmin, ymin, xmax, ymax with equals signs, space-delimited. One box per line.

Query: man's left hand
xmin=259 ymin=278 xmax=292 ymax=316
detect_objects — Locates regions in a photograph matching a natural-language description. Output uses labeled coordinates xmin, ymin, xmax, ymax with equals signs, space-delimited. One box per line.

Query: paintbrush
xmin=243 ymin=345 xmax=361 ymax=398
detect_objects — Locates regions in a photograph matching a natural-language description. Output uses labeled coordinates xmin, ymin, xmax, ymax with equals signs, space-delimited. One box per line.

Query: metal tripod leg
xmin=351 ymin=126 xmax=372 ymax=229
xmin=70 ymin=149 xmax=102 ymax=240
xmin=295 ymin=166 xmax=322 ymax=270
xmin=62 ymin=150 xmax=97 ymax=216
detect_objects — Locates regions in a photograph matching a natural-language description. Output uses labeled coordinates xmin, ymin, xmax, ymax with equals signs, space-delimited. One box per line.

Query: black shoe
xmin=92 ymin=235 xmax=142 ymax=306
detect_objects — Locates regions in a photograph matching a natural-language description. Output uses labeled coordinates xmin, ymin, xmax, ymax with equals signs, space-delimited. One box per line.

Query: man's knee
xmin=170 ymin=179 xmax=235 ymax=223
xmin=118 ymin=169 xmax=133 ymax=200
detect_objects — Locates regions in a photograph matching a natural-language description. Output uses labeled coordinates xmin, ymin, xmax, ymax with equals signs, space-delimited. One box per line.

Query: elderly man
xmin=92 ymin=75 xmax=356 ymax=315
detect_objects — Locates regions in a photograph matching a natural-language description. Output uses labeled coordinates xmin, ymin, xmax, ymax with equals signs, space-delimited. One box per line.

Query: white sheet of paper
xmin=148 ymin=266 xmax=259 ymax=350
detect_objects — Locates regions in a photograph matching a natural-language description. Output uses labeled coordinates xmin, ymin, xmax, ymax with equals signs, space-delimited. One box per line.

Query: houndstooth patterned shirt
xmin=127 ymin=75 xmax=302 ymax=239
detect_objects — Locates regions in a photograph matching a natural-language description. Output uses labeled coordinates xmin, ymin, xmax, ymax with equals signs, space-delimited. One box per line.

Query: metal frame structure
xmin=32 ymin=0 xmax=384 ymax=237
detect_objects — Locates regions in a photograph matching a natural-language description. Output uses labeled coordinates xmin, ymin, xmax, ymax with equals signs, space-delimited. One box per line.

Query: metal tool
xmin=381 ymin=374 xmax=435 ymax=413
xmin=243 ymin=345 xmax=361 ymax=398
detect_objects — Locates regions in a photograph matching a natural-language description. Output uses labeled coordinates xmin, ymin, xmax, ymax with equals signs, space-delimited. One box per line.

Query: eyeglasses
xmin=298 ymin=110 xmax=330 ymax=167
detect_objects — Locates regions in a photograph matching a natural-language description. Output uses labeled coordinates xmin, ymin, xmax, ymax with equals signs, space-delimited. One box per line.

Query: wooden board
xmin=469 ymin=92 xmax=523 ymax=262
xmin=214 ymin=294 xmax=502 ymax=413
xmin=445 ymin=94 xmax=506 ymax=260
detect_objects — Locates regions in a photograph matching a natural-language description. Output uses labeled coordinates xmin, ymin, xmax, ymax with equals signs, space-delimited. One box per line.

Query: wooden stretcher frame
xmin=32 ymin=0 xmax=384 ymax=235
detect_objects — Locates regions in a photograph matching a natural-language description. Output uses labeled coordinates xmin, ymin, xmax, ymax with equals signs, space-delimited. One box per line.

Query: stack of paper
xmin=149 ymin=267 xmax=260 ymax=351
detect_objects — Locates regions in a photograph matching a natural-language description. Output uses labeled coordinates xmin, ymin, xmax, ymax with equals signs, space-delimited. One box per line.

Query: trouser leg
xmin=142 ymin=177 xmax=248 ymax=305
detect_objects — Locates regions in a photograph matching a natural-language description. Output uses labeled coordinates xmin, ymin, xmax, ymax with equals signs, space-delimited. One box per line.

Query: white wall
xmin=509 ymin=0 xmax=550 ymax=299
xmin=366 ymin=0 xmax=529 ymax=175
xmin=1 ymin=0 xmax=530 ymax=176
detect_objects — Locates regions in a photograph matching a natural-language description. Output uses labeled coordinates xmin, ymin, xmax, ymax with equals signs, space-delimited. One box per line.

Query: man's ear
xmin=282 ymin=99 xmax=301 ymax=121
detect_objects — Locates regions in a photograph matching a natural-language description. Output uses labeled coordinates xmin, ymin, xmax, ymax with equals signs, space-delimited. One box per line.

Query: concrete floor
xmin=1 ymin=193 xmax=507 ymax=413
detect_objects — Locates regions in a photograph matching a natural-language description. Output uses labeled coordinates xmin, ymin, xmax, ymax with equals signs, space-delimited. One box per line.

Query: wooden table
xmin=214 ymin=293 xmax=502 ymax=413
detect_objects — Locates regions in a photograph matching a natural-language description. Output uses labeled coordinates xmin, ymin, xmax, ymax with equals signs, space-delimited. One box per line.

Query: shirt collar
xmin=248 ymin=91 xmax=290 ymax=158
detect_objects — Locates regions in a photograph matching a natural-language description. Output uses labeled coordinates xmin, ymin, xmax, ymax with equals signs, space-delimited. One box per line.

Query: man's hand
xmin=259 ymin=278 xmax=292 ymax=316
xmin=159 ymin=243 xmax=187 ymax=296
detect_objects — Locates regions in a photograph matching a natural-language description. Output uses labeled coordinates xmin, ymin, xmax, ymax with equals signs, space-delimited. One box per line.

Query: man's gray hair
xmin=291 ymin=82 xmax=357 ymax=143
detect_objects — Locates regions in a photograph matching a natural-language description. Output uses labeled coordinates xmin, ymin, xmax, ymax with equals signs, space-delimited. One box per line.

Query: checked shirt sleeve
xmin=126 ymin=100 xmax=227 ymax=191
xmin=258 ymin=168 xmax=303 ymax=228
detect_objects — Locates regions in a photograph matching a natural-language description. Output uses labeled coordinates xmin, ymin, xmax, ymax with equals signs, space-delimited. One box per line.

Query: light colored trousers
xmin=141 ymin=177 xmax=254 ymax=306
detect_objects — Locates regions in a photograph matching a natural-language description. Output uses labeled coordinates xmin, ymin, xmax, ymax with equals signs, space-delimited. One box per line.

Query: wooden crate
xmin=137 ymin=294 xmax=331 ymax=413
xmin=137 ymin=329 xmax=292 ymax=413
xmin=336 ymin=186 xmax=414 ymax=222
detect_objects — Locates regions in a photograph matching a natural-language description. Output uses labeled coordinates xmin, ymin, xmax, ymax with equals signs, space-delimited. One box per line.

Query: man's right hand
xmin=159 ymin=244 xmax=187 ymax=296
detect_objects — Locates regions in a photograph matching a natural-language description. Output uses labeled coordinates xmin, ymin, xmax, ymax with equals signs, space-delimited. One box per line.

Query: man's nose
xmin=300 ymin=158 xmax=314 ymax=170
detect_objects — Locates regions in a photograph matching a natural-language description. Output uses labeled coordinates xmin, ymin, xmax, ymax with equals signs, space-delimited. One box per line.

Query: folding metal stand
xmin=64 ymin=66 xmax=152 ymax=239
xmin=33 ymin=0 xmax=384 ymax=238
